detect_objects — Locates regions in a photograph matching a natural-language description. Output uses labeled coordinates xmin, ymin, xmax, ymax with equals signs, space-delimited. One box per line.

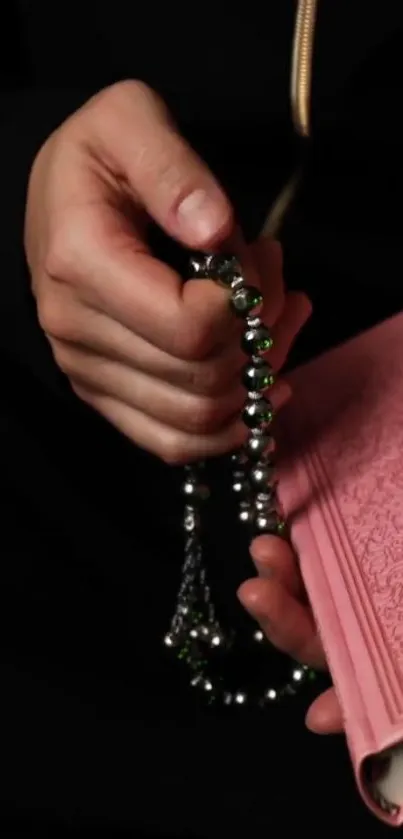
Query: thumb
xmin=81 ymin=80 xmax=234 ymax=249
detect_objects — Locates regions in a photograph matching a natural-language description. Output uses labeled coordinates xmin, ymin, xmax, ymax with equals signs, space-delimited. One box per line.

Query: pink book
xmin=276 ymin=311 xmax=403 ymax=826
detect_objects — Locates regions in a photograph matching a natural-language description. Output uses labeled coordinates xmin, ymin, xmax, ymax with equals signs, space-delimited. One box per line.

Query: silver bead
xmin=208 ymin=254 xmax=242 ymax=287
xmin=231 ymin=451 xmax=246 ymax=467
xmin=234 ymin=691 xmax=247 ymax=705
xmin=190 ymin=253 xmax=242 ymax=287
xmin=254 ymin=512 xmax=279 ymax=534
xmin=210 ymin=632 xmax=225 ymax=648
xmin=203 ymin=679 xmax=214 ymax=692
xmin=223 ymin=692 xmax=233 ymax=706
xmin=230 ymin=274 xmax=245 ymax=291
xmin=181 ymin=481 xmax=210 ymax=504
xmin=250 ymin=463 xmax=276 ymax=489
xmin=245 ymin=434 xmax=273 ymax=461
xmin=292 ymin=668 xmax=305 ymax=683
xmin=255 ymin=491 xmax=275 ymax=512
xmin=189 ymin=254 xmax=211 ymax=278
xmin=230 ymin=285 xmax=263 ymax=318
xmin=253 ymin=629 xmax=264 ymax=643
xmin=242 ymin=397 xmax=274 ymax=430
xmin=164 ymin=633 xmax=176 ymax=648
xmin=239 ymin=501 xmax=254 ymax=525
xmin=232 ymin=477 xmax=250 ymax=496
xmin=183 ymin=508 xmax=200 ymax=532
xmin=256 ymin=490 xmax=275 ymax=502
xmin=190 ymin=624 xmax=211 ymax=642
xmin=264 ymin=688 xmax=278 ymax=702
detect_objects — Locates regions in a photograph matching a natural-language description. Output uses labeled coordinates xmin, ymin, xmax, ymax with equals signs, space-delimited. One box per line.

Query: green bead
xmin=276 ymin=518 xmax=286 ymax=536
xmin=242 ymin=324 xmax=274 ymax=355
xmin=242 ymin=397 xmax=274 ymax=430
xmin=242 ymin=359 xmax=275 ymax=392
xmin=260 ymin=336 xmax=273 ymax=351
xmin=231 ymin=285 xmax=263 ymax=318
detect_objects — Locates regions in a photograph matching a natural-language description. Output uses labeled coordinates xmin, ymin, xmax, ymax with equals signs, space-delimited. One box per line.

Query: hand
xmin=25 ymin=79 xmax=310 ymax=462
xmin=238 ymin=535 xmax=343 ymax=734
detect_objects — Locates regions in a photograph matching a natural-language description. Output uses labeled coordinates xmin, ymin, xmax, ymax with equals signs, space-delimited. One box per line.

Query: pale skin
xmin=24 ymin=79 xmax=341 ymax=733
xmin=239 ymin=536 xmax=343 ymax=733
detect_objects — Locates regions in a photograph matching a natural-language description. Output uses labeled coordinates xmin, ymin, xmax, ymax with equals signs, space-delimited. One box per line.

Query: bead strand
xmin=164 ymin=253 xmax=315 ymax=707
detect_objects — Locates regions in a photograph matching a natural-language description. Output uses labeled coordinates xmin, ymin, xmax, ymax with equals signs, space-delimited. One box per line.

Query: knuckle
xmin=156 ymin=400 xmax=223 ymax=463
xmin=51 ymin=340 xmax=76 ymax=377
xmin=37 ymin=290 xmax=80 ymax=345
xmin=44 ymin=222 xmax=80 ymax=281
xmin=186 ymin=395 xmax=220 ymax=434
xmin=97 ymin=79 xmax=166 ymax=120
xmin=171 ymin=323 xmax=211 ymax=363
xmin=186 ymin=361 xmax=223 ymax=396
xmin=71 ymin=382 xmax=91 ymax=405
xmin=159 ymin=436 xmax=189 ymax=467
xmin=37 ymin=293 xmax=67 ymax=340
xmin=107 ymin=79 xmax=155 ymax=104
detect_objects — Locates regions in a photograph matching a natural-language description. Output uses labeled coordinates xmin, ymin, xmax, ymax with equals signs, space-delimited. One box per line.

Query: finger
xmin=61 ymin=344 xmax=292 ymax=435
xmin=238 ymin=577 xmax=326 ymax=669
xmin=72 ymin=385 xmax=247 ymax=464
xmin=82 ymin=81 xmax=233 ymax=249
xmin=268 ymin=291 xmax=312 ymax=372
xmin=306 ymin=688 xmax=343 ymax=735
xmin=181 ymin=234 xmax=283 ymax=351
xmin=57 ymin=343 xmax=242 ymax=434
xmin=250 ymin=534 xmax=303 ymax=596
xmin=46 ymin=213 xmax=240 ymax=361
xmin=41 ymin=290 xmax=246 ymax=397
xmin=229 ymin=228 xmax=263 ymax=289
xmin=73 ymin=377 xmax=292 ymax=464
xmin=250 ymin=237 xmax=285 ymax=327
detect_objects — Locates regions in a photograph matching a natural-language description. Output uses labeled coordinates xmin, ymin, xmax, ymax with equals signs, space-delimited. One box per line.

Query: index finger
xmin=53 ymin=201 xmax=240 ymax=360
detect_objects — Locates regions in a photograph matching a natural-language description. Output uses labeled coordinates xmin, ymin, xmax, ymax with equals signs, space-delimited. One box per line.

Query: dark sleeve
xmin=0 ymin=88 xmax=98 ymax=393
xmin=0 ymin=7 xmax=97 ymax=390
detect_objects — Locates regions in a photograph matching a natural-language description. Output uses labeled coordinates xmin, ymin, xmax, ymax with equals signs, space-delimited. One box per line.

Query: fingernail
xmin=176 ymin=189 xmax=231 ymax=245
